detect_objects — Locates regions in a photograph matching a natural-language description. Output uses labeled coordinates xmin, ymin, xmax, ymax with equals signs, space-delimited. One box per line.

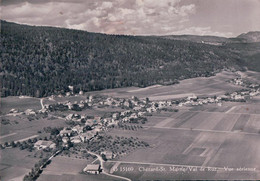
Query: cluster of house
xmin=177 ymin=95 xmax=221 ymax=107
xmin=177 ymin=93 xmax=246 ymax=107
xmin=229 ymin=77 xmax=260 ymax=100
xmin=59 ymin=115 xmax=103 ymax=144
xmin=230 ymin=88 xmax=260 ymax=100
xmin=230 ymin=77 xmax=244 ymax=86
xmin=177 ymin=85 xmax=260 ymax=107
xmin=64 ymin=85 xmax=84 ymax=97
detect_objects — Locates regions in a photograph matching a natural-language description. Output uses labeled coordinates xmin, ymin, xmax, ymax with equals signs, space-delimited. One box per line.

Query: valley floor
xmin=1 ymin=70 xmax=260 ymax=180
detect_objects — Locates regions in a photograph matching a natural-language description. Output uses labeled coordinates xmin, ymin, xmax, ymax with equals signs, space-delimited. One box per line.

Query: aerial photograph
xmin=0 ymin=0 xmax=260 ymax=180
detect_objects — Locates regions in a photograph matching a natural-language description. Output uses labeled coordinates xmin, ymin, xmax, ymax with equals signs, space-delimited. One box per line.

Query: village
xmin=1 ymin=75 xmax=260 ymax=180
xmin=3 ymin=76 xmax=260 ymax=152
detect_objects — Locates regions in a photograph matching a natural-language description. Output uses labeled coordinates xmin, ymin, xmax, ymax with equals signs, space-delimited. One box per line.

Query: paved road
xmin=86 ymin=150 xmax=131 ymax=181
xmin=0 ymin=133 xmax=17 ymax=139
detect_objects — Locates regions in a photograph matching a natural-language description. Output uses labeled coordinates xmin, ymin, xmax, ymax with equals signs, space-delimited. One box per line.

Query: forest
xmin=0 ymin=20 xmax=246 ymax=97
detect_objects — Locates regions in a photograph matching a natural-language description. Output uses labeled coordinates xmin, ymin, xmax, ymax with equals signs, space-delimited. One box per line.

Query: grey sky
xmin=1 ymin=0 xmax=260 ymax=37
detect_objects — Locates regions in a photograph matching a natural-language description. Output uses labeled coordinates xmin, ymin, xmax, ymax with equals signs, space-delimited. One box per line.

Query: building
xmin=84 ymin=164 xmax=101 ymax=174
xmin=68 ymin=85 xmax=74 ymax=92
xmin=59 ymin=128 xmax=72 ymax=137
xmin=70 ymin=135 xmax=81 ymax=143
xmin=25 ymin=109 xmax=36 ymax=115
xmin=101 ymin=151 xmax=114 ymax=160
xmin=62 ymin=137 xmax=69 ymax=143
xmin=72 ymin=125 xmax=84 ymax=134
xmin=112 ymin=113 xmax=119 ymax=120
xmin=79 ymin=131 xmax=96 ymax=142
xmin=9 ymin=109 xmax=18 ymax=113
xmin=187 ymin=94 xmax=197 ymax=100
xmin=34 ymin=140 xmax=55 ymax=150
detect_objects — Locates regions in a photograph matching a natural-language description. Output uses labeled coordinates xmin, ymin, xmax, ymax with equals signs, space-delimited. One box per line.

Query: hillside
xmin=236 ymin=31 xmax=260 ymax=43
xmin=0 ymin=20 xmax=247 ymax=97
xmin=161 ymin=32 xmax=260 ymax=44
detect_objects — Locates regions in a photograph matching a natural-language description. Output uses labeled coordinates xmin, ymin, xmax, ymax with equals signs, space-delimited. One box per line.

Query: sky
xmin=1 ymin=0 xmax=260 ymax=37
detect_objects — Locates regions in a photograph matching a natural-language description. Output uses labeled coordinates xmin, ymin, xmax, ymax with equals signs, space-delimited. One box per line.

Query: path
xmin=0 ymin=133 xmax=17 ymax=139
xmin=143 ymin=125 xmax=260 ymax=136
xmin=40 ymin=98 xmax=44 ymax=109
xmin=86 ymin=150 xmax=131 ymax=181
xmin=225 ymin=106 xmax=237 ymax=113
xmin=15 ymin=135 xmax=39 ymax=143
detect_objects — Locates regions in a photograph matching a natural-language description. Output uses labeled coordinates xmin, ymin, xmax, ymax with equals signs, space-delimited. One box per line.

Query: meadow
xmin=106 ymin=98 xmax=260 ymax=180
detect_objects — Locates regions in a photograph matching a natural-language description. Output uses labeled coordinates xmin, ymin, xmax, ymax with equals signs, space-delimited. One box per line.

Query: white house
xmin=34 ymin=140 xmax=55 ymax=150
xmin=112 ymin=113 xmax=119 ymax=120
xmin=84 ymin=164 xmax=101 ymax=174
xmin=59 ymin=128 xmax=72 ymax=137
xmin=25 ymin=109 xmax=36 ymax=115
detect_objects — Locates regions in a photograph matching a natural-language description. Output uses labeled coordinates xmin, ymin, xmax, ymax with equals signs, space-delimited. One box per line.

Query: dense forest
xmin=0 ymin=20 xmax=250 ymax=97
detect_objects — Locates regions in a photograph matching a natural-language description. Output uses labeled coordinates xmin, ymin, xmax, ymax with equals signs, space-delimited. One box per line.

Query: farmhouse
xmin=34 ymin=140 xmax=55 ymax=150
xmin=101 ymin=151 xmax=114 ymax=160
xmin=72 ymin=125 xmax=84 ymax=133
xmin=79 ymin=131 xmax=96 ymax=142
xmin=25 ymin=109 xmax=36 ymax=115
xmin=84 ymin=164 xmax=101 ymax=174
xmin=70 ymin=135 xmax=81 ymax=143
xmin=62 ymin=137 xmax=69 ymax=143
xmin=9 ymin=108 xmax=18 ymax=113
xmin=78 ymin=103 xmax=85 ymax=108
xmin=112 ymin=113 xmax=119 ymax=120
xmin=59 ymin=128 xmax=72 ymax=137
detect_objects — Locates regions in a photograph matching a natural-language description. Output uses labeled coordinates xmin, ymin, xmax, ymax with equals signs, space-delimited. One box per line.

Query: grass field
xmin=92 ymin=71 xmax=243 ymax=100
xmin=0 ymin=115 xmax=66 ymax=143
xmin=0 ymin=96 xmax=41 ymax=114
xmin=0 ymin=148 xmax=40 ymax=181
xmin=38 ymin=156 xmax=122 ymax=181
xmin=241 ymin=71 xmax=260 ymax=84
xmin=106 ymin=98 xmax=260 ymax=180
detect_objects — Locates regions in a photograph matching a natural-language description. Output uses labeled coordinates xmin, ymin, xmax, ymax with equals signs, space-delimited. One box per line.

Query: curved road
xmin=86 ymin=151 xmax=131 ymax=181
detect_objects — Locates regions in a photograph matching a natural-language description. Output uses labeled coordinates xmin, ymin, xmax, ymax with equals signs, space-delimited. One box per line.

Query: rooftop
xmin=85 ymin=164 xmax=101 ymax=171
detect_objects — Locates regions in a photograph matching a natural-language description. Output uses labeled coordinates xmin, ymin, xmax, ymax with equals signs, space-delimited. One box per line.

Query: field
xmin=0 ymin=96 xmax=41 ymax=114
xmin=38 ymin=156 xmax=122 ymax=181
xmin=0 ymin=148 xmax=40 ymax=181
xmin=0 ymin=114 xmax=67 ymax=144
xmin=94 ymin=71 xmax=243 ymax=100
xmin=240 ymin=71 xmax=260 ymax=84
xmin=105 ymin=98 xmax=260 ymax=180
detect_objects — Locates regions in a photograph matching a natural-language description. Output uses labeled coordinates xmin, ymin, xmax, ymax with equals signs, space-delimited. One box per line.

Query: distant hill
xmin=0 ymin=20 xmax=255 ymax=98
xmin=160 ymin=35 xmax=232 ymax=45
xmin=236 ymin=31 xmax=260 ymax=43
xmin=161 ymin=32 xmax=260 ymax=44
